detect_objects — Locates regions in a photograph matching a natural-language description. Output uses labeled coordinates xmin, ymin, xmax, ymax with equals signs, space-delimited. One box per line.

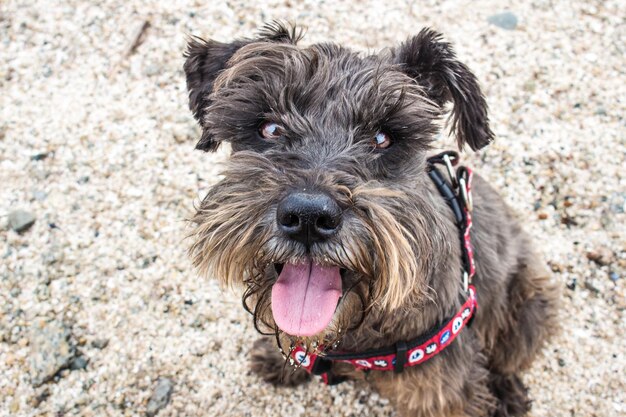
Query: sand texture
xmin=1 ymin=0 xmax=624 ymax=416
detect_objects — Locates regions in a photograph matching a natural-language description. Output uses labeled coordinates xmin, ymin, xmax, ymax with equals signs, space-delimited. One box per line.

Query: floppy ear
xmin=183 ymin=37 xmax=248 ymax=151
xmin=183 ymin=21 xmax=302 ymax=152
xmin=395 ymin=28 xmax=494 ymax=151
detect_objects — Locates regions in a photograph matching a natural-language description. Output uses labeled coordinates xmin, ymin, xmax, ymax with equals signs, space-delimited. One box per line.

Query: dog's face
xmin=185 ymin=23 xmax=492 ymax=347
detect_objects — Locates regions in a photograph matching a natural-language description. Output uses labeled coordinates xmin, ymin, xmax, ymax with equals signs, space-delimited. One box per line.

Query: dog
xmin=183 ymin=22 xmax=560 ymax=417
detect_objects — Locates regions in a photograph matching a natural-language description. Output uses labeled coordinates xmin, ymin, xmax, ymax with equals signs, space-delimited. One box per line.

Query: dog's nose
xmin=276 ymin=192 xmax=342 ymax=245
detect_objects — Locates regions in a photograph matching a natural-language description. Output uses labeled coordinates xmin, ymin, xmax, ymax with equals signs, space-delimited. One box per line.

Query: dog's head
xmin=185 ymin=22 xmax=492 ymax=347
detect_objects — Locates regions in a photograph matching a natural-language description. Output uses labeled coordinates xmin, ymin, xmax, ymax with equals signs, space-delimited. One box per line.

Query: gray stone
xmin=609 ymin=192 xmax=625 ymax=214
xmin=584 ymin=280 xmax=601 ymax=295
xmin=30 ymin=151 xmax=49 ymax=161
xmin=595 ymin=107 xmax=607 ymax=116
xmin=28 ymin=320 xmax=76 ymax=386
xmin=143 ymin=63 xmax=160 ymax=77
xmin=69 ymin=356 xmax=88 ymax=370
xmin=8 ymin=209 xmax=36 ymax=233
xmin=32 ymin=190 xmax=47 ymax=201
xmin=146 ymin=377 xmax=174 ymax=416
xmin=42 ymin=65 xmax=53 ymax=78
xmin=488 ymin=12 xmax=518 ymax=30
xmin=91 ymin=338 xmax=109 ymax=349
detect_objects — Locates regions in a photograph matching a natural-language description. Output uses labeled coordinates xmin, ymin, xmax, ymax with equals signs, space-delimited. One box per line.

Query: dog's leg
xmin=488 ymin=373 xmax=531 ymax=417
xmin=249 ymin=337 xmax=311 ymax=387
xmin=491 ymin=254 xmax=560 ymax=373
xmin=488 ymin=250 xmax=560 ymax=416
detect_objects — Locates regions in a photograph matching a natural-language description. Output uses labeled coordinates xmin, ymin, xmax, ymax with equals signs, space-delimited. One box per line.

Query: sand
xmin=1 ymin=0 xmax=624 ymax=416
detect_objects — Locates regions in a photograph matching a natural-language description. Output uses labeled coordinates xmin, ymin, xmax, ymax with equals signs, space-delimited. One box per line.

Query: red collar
xmin=288 ymin=151 xmax=477 ymax=385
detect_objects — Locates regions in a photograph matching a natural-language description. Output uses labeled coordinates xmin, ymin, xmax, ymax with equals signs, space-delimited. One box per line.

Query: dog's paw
xmin=249 ymin=337 xmax=311 ymax=387
xmin=489 ymin=373 xmax=531 ymax=417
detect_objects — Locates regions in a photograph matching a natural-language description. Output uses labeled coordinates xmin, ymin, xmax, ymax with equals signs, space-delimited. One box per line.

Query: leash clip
xmin=456 ymin=167 xmax=473 ymax=212
xmin=442 ymin=154 xmax=458 ymax=188
xmin=458 ymin=177 xmax=473 ymax=212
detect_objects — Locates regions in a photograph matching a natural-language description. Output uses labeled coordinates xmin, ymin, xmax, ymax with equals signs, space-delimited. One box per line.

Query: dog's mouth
xmin=270 ymin=260 xmax=346 ymax=337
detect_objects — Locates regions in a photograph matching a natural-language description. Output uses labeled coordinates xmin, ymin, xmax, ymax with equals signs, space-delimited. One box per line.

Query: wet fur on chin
xmin=184 ymin=21 xmax=560 ymax=417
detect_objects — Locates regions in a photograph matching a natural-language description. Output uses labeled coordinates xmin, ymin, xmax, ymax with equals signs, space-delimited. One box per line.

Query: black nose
xmin=276 ymin=192 xmax=342 ymax=245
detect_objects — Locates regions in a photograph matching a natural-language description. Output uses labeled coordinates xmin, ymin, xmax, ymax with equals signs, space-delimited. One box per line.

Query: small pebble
xmin=28 ymin=320 xmax=76 ymax=386
xmin=550 ymin=262 xmax=564 ymax=273
xmin=8 ymin=210 xmax=36 ymax=233
xmin=487 ymin=12 xmax=518 ymax=30
xmin=91 ymin=338 xmax=109 ymax=349
xmin=30 ymin=152 xmax=49 ymax=161
xmin=146 ymin=377 xmax=174 ymax=417
xmin=586 ymin=247 xmax=614 ymax=266
xmin=609 ymin=193 xmax=625 ymax=214
xmin=584 ymin=280 xmax=601 ymax=295
xmin=144 ymin=64 xmax=160 ymax=77
xmin=69 ymin=356 xmax=88 ymax=370
xmin=32 ymin=190 xmax=47 ymax=201
xmin=566 ymin=278 xmax=577 ymax=291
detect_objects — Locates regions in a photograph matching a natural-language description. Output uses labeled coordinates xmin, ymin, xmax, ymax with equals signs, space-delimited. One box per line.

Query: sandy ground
xmin=1 ymin=0 xmax=625 ymax=416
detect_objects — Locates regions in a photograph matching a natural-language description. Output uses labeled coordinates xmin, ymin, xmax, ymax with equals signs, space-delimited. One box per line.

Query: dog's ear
xmin=183 ymin=37 xmax=248 ymax=152
xmin=183 ymin=21 xmax=303 ymax=152
xmin=394 ymin=28 xmax=494 ymax=151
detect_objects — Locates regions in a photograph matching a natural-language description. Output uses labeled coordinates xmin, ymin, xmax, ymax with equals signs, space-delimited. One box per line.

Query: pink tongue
xmin=271 ymin=261 xmax=342 ymax=337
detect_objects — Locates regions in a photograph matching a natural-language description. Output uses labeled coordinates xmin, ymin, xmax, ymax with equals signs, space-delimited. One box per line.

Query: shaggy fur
xmin=184 ymin=22 xmax=559 ymax=417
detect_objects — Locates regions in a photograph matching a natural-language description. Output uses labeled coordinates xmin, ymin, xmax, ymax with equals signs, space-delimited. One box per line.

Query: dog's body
xmin=184 ymin=23 xmax=559 ymax=417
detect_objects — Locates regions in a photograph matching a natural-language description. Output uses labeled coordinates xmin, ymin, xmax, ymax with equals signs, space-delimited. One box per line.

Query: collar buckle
xmin=394 ymin=341 xmax=408 ymax=373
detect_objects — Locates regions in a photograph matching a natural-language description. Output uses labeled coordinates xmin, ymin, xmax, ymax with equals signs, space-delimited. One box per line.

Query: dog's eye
xmin=259 ymin=122 xmax=285 ymax=140
xmin=373 ymin=132 xmax=392 ymax=149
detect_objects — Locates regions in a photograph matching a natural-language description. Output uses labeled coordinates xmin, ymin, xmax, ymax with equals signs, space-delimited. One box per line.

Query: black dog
xmin=184 ymin=22 xmax=559 ymax=417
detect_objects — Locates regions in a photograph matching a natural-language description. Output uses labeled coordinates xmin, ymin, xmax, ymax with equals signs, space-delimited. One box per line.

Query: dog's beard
xmin=188 ymin=152 xmax=431 ymax=350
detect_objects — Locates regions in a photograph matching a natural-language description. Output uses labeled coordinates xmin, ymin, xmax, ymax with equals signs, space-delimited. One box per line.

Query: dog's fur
xmin=184 ymin=22 xmax=559 ymax=417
